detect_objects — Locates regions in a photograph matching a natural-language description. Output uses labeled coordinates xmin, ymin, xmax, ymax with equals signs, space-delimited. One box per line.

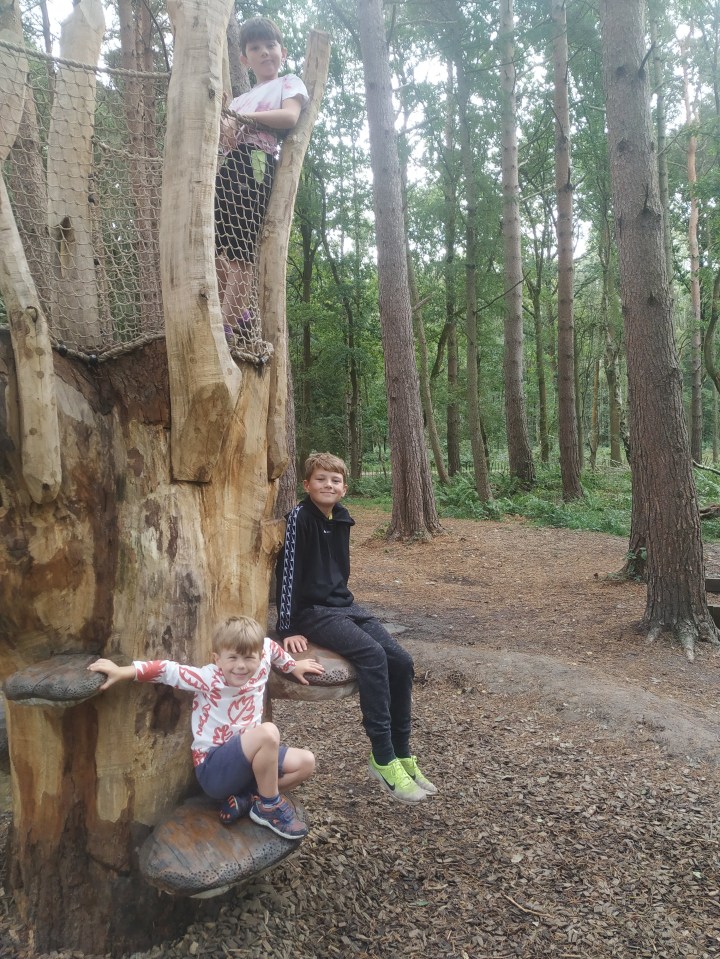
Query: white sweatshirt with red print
xmin=133 ymin=638 xmax=295 ymax=768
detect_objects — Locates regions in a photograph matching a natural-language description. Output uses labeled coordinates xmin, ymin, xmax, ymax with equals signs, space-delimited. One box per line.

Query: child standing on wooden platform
xmin=89 ymin=615 xmax=323 ymax=839
xmin=215 ymin=16 xmax=308 ymax=339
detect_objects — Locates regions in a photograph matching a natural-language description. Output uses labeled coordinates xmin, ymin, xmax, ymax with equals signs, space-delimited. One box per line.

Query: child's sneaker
xmin=249 ymin=796 xmax=308 ymax=840
xmin=368 ymin=754 xmax=426 ymax=803
xmin=400 ymin=756 xmax=437 ymax=795
xmin=219 ymin=792 xmax=253 ymax=825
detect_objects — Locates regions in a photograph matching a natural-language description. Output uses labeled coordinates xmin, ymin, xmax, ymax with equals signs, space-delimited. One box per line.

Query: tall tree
xmin=600 ymin=0 xmax=718 ymax=658
xmin=357 ymin=0 xmax=441 ymax=538
xmin=680 ymin=37 xmax=704 ymax=462
xmin=441 ymin=60 xmax=462 ymax=476
xmin=499 ymin=0 xmax=535 ymax=485
xmin=435 ymin=0 xmax=493 ymax=499
xmin=551 ymin=0 xmax=583 ymax=499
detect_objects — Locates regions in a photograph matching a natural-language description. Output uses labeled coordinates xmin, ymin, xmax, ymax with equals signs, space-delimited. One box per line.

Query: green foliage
xmin=435 ymin=465 xmax=631 ymax=535
xmin=347 ymin=474 xmax=392 ymax=507
xmin=344 ymin=463 xmax=720 ymax=544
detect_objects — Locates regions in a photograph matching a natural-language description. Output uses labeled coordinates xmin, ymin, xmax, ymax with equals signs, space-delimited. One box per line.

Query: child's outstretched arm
xmin=291 ymin=658 xmax=325 ymax=686
xmin=87 ymin=658 xmax=136 ymax=691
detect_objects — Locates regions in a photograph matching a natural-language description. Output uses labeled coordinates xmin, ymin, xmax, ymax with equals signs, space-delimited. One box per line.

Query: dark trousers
xmin=296 ymin=603 xmax=414 ymax=763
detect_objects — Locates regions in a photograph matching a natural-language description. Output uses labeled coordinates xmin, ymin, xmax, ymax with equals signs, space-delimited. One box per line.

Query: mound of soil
xmin=2 ymin=508 xmax=719 ymax=958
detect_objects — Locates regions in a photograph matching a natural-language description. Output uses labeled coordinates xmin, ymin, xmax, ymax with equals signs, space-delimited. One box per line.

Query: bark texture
xmin=357 ymin=0 xmax=441 ymax=538
xmin=551 ymin=0 xmax=582 ymax=500
xmin=600 ymin=0 xmax=717 ymax=657
xmin=454 ymin=42 xmax=491 ymax=501
xmin=499 ymin=0 xmax=535 ymax=486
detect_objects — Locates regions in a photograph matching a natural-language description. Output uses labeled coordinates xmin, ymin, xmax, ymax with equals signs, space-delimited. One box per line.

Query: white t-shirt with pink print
xmin=228 ymin=74 xmax=309 ymax=155
xmin=133 ymin=638 xmax=296 ymax=768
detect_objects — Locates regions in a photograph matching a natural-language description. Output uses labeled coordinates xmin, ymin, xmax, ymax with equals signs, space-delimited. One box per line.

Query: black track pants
xmin=296 ymin=604 xmax=414 ymax=763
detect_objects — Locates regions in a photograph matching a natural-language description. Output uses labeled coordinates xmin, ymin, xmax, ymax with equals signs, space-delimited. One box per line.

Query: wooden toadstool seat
xmin=138 ymin=794 xmax=307 ymax=897
xmin=3 ymin=653 xmax=105 ymax=707
xmin=266 ymin=639 xmax=357 ymax=703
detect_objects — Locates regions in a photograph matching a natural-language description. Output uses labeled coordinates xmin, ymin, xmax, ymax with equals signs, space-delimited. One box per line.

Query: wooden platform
xmin=138 ymin=795 xmax=307 ymax=897
xmin=3 ymin=653 xmax=105 ymax=707
xmin=267 ymin=640 xmax=357 ymax=702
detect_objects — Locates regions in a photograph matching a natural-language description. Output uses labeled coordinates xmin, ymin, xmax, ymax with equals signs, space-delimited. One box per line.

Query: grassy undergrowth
xmin=347 ymin=464 xmax=720 ymax=543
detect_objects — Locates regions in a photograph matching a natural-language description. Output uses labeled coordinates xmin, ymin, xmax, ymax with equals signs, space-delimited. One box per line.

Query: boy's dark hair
xmin=304 ymin=452 xmax=348 ymax=483
xmin=239 ymin=16 xmax=284 ymax=54
xmin=212 ymin=615 xmax=264 ymax=656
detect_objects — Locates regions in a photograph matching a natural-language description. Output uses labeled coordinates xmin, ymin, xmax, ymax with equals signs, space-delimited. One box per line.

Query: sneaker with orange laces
xmin=249 ymin=796 xmax=308 ymax=840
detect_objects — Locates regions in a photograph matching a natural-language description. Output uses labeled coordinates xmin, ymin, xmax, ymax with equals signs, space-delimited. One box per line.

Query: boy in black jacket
xmin=276 ymin=452 xmax=436 ymax=803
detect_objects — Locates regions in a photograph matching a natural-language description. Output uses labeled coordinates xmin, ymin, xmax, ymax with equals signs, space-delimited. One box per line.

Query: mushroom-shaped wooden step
xmin=267 ymin=641 xmax=357 ymax=702
xmin=138 ymin=795 xmax=307 ymax=897
xmin=3 ymin=653 xmax=105 ymax=707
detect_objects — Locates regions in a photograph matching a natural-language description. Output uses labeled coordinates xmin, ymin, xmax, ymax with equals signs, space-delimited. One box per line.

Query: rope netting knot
xmin=0 ymin=38 xmax=269 ymax=365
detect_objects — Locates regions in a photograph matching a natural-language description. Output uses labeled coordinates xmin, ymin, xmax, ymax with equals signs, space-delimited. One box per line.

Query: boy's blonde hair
xmin=212 ymin=616 xmax=264 ymax=656
xmin=304 ymin=452 xmax=348 ymax=482
xmin=239 ymin=16 xmax=284 ymax=54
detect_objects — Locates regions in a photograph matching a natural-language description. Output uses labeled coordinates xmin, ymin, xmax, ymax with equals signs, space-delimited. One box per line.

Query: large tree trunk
xmin=600 ymin=0 xmax=717 ymax=658
xmin=452 ymin=35 xmax=492 ymax=501
xmin=407 ymin=246 xmax=450 ymax=485
xmin=443 ymin=59 xmax=461 ymax=477
xmin=357 ymin=0 xmax=441 ymax=539
xmin=649 ymin=13 xmax=673 ymax=280
xmin=499 ymin=0 xmax=535 ymax=487
xmin=598 ymin=215 xmax=626 ymax=465
xmin=397 ymin=94 xmax=449 ymax=487
xmin=682 ymin=46 xmax=704 ymax=463
xmin=552 ymin=0 xmax=582 ymax=500
xmin=0 ymin=3 xmax=329 ymax=952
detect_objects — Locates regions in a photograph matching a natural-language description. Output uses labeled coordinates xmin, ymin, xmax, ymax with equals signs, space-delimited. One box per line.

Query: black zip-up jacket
xmin=275 ymin=496 xmax=355 ymax=638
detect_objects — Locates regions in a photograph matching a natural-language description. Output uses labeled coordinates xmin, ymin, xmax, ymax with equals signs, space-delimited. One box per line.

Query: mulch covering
xmin=3 ymin=672 xmax=717 ymax=959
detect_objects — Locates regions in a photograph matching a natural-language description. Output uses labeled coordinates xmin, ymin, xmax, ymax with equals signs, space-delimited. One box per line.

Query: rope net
xmin=0 ymin=39 xmax=268 ymax=364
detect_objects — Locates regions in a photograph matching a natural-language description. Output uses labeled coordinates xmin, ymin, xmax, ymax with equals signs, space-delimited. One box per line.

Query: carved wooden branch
xmin=260 ymin=30 xmax=331 ymax=480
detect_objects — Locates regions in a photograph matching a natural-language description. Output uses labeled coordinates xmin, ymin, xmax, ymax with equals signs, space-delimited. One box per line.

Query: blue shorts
xmin=194 ymin=734 xmax=288 ymax=800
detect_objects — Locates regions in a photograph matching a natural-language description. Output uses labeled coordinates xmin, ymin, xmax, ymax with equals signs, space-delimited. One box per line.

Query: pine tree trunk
xmin=600 ymin=0 xmax=717 ymax=657
xmin=499 ymin=0 xmax=535 ymax=486
xmin=551 ymin=0 xmax=582 ymax=499
xmin=682 ymin=52 xmax=703 ymax=463
xmin=443 ymin=60 xmax=461 ymax=477
xmin=357 ymin=0 xmax=441 ymax=538
xmin=453 ymin=45 xmax=492 ymax=501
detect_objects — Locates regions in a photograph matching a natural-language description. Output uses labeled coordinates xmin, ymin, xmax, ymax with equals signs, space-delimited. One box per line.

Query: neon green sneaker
xmin=368 ymin=754 xmax=426 ymax=803
xmin=400 ymin=756 xmax=437 ymax=795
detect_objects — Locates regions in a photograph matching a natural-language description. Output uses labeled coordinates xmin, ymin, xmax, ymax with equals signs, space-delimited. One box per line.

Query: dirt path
xmin=2 ymin=507 xmax=719 ymax=959
xmin=352 ymin=506 xmax=720 ymax=732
